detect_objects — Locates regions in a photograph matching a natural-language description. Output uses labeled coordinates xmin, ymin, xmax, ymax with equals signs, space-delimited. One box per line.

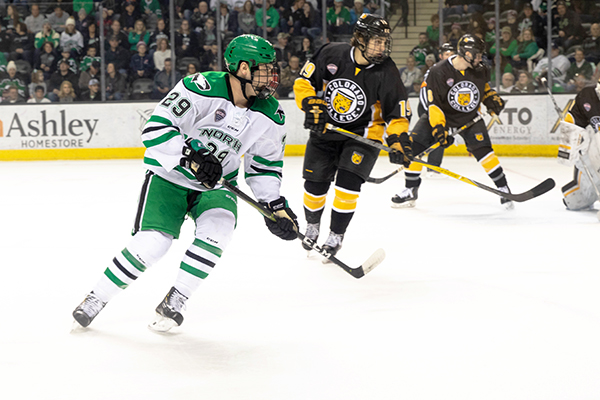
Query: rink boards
xmin=0 ymin=93 xmax=569 ymax=160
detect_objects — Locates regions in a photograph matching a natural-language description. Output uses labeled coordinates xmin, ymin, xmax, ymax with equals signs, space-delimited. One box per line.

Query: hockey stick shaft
xmin=364 ymin=114 xmax=483 ymax=184
xmin=326 ymin=123 xmax=555 ymax=201
xmin=218 ymin=179 xmax=382 ymax=278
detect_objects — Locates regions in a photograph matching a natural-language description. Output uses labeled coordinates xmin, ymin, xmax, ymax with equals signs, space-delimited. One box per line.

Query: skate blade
xmin=148 ymin=313 xmax=178 ymax=333
xmin=391 ymin=200 xmax=415 ymax=208
xmin=70 ymin=320 xmax=87 ymax=333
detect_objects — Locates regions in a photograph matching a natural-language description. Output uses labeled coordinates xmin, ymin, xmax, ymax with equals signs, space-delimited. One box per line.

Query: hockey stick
xmin=325 ymin=123 xmax=556 ymax=202
xmin=365 ymin=114 xmax=484 ymax=184
xmin=218 ymin=179 xmax=385 ymax=279
xmin=542 ymin=77 xmax=600 ymax=201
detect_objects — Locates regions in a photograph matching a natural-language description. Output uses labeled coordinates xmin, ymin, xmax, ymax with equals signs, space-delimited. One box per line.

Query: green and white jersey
xmin=142 ymin=71 xmax=287 ymax=203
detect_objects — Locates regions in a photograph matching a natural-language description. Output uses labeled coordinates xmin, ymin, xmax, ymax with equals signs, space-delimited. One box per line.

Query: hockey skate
xmin=498 ymin=185 xmax=514 ymax=210
xmin=72 ymin=291 xmax=106 ymax=329
xmin=301 ymin=222 xmax=320 ymax=253
xmin=391 ymin=187 xmax=418 ymax=208
xmin=321 ymin=231 xmax=344 ymax=264
xmin=149 ymin=287 xmax=188 ymax=332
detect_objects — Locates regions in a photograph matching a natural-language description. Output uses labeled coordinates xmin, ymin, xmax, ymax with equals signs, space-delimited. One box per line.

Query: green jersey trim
xmin=245 ymin=171 xmax=282 ymax=180
xmin=252 ymin=155 xmax=283 ymax=168
xmin=143 ymin=130 xmax=180 ymax=148
xmin=147 ymin=115 xmax=173 ymax=127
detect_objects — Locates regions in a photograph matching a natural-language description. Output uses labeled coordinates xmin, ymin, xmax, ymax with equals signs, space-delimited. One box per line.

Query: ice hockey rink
xmin=1 ymin=155 xmax=599 ymax=400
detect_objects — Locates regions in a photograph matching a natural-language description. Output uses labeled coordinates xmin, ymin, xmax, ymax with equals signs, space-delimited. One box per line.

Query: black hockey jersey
xmin=294 ymin=42 xmax=410 ymax=142
xmin=566 ymin=87 xmax=600 ymax=130
xmin=426 ymin=55 xmax=490 ymax=128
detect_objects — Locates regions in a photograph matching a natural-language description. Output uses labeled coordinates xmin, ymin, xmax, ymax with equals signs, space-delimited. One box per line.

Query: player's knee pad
xmin=336 ymin=168 xmax=364 ymax=191
xmin=563 ymin=163 xmax=600 ymax=210
xmin=194 ymin=208 xmax=236 ymax=252
xmin=126 ymin=230 xmax=173 ymax=267
xmin=304 ymin=180 xmax=330 ymax=196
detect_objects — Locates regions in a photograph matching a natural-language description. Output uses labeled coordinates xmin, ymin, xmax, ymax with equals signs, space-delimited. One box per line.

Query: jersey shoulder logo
xmin=192 ymin=74 xmax=211 ymax=91
xmin=325 ymin=78 xmax=367 ymax=124
xmin=275 ymin=106 xmax=285 ymax=122
xmin=447 ymin=81 xmax=480 ymax=113
xmin=590 ymin=116 xmax=600 ymax=131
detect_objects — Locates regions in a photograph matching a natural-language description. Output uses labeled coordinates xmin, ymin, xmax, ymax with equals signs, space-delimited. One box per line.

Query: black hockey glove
xmin=482 ymin=88 xmax=505 ymax=115
xmin=301 ymin=96 xmax=328 ymax=135
xmin=180 ymin=138 xmax=222 ymax=188
xmin=433 ymin=124 xmax=454 ymax=148
xmin=261 ymin=197 xmax=299 ymax=241
xmin=386 ymin=132 xmax=412 ymax=168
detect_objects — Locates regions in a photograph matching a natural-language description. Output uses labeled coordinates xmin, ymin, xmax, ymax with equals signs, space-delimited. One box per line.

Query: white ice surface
xmin=1 ymin=156 xmax=599 ymax=400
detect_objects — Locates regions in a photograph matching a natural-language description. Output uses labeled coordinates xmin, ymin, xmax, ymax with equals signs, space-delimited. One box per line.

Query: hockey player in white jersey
xmin=532 ymin=41 xmax=571 ymax=91
xmin=72 ymin=35 xmax=299 ymax=332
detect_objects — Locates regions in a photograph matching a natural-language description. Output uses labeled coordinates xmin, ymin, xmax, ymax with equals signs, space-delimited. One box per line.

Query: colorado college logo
xmin=448 ymin=81 xmax=480 ymax=113
xmin=324 ymin=79 xmax=367 ymax=123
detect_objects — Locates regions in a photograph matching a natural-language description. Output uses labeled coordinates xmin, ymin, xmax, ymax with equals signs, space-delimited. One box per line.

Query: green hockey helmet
xmin=224 ymin=34 xmax=276 ymax=73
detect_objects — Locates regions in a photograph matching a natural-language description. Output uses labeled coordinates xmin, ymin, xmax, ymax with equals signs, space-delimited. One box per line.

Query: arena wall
xmin=0 ymin=93 xmax=575 ymax=160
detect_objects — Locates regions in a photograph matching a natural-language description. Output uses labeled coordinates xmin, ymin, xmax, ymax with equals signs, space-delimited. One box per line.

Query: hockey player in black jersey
xmin=391 ymin=34 xmax=514 ymax=209
xmin=293 ymin=13 xmax=412 ymax=257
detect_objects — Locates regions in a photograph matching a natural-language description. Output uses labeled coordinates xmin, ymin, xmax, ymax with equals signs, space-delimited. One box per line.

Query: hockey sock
xmin=405 ymin=162 xmax=423 ymax=188
xmin=330 ymin=169 xmax=363 ymax=234
xmin=304 ymin=180 xmax=330 ymax=224
xmin=473 ymin=148 xmax=508 ymax=188
xmin=92 ymin=231 xmax=173 ymax=302
xmin=176 ymin=238 xmax=223 ymax=298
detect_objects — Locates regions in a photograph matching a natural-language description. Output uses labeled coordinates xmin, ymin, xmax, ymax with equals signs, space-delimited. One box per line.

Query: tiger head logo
xmin=351 ymin=151 xmax=364 ymax=165
xmin=333 ymin=91 xmax=353 ymax=114
xmin=458 ymin=91 xmax=471 ymax=107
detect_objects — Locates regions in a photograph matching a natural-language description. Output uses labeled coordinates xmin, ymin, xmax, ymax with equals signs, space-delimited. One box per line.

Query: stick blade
xmin=511 ymin=178 xmax=556 ymax=202
xmin=349 ymin=248 xmax=386 ymax=278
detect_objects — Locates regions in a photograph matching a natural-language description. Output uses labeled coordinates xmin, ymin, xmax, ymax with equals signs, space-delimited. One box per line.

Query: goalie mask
xmin=457 ymin=34 xmax=485 ymax=70
xmin=224 ymin=34 xmax=279 ymax=100
xmin=353 ymin=14 xmax=392 ymax=64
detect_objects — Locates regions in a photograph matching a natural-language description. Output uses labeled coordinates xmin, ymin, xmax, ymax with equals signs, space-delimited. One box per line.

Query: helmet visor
xmin=251 ymin=62 xmax=280 ymax=99
xmin=363 ymin=35 xmax=392 ymax=64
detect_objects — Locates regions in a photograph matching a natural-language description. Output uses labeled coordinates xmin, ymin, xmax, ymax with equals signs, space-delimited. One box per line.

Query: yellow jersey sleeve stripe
xmin=564 ymin=112 xmax=575 ymax=124
xmin=293 ymin=77 xmax=317 ymax=110
xmin=429 ymin=104 xmax=446 ymax=128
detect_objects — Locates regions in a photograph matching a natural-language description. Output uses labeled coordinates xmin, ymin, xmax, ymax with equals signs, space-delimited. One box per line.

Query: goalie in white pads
xmin=72 ymin=35 xmax=299 ymax=332
xmin=560 ymin=81 xmax=600 ymax=211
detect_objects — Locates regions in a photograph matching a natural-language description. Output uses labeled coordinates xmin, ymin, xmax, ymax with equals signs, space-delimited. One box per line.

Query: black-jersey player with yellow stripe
xmin=391 ymin=34 xmax=514 ymax=209
xmin=293 ymin=13 xmax=412 ymax=256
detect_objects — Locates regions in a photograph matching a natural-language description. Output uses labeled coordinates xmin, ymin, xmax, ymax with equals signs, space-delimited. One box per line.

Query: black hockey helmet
xmin=353 ymin=13 xmax=392 ymax=64
xmin=457 ymin=34 xmax=485 ymax=68
xmin=439 ymin=42 xmax=455 ymax=56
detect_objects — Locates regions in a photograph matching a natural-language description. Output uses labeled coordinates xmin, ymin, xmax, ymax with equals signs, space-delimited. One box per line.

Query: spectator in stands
xmin=566 ymin=47 xmax=594 ymax=85
xmin=107 ymin=20 xmax=129 ymax=51
xmin=280 ymin=0 xmax=304 ymax=35
xmin=105 ymin=35 xmax=131 ymax=75
xmin=129 ymin=41 xmax=154 ymax=82
xmin=467 ymin=12 xmax=487 ymax=37
xmin=48 ymin=6 xmax=70 ymax=33
xmin=447 ymin=23 xmax=463 ymax=49
xmin=426 ymin=14 xmax=439 ymax=47
xmin=105 ymin=62 xmax=128 ymax=100
xmin=80 ymin=78 xmax=101 ymax=101
xmin=583 ymin=23 xmax=600 ymax=64
xmin=153 ymin=37 xmax=170 ymax=71
xmin=510 ymin=28 xmax=539 ymax=71
xmin=256 ymin=0 xmax=280 ymax=38
xmin=34 ymin=23 xmax=60 ymax=52
xmin=278 ymin=54 xmax=301 ymax=98
xmin=517 ymin=2 xmax=545 ymax=48
xmin=485 ymin=18 xmax=496 ymax=51
xmin=58 ymin=80 xmax=77 ymax=102
xmin=3 ymin=85 xmax=24 ymax=103
xmin=80 ymin=46 xmax=100 ymax=72
xmin=570 ymin=73 xmax=589 ymax=93
xmin=504 ymin=10 xmax=518 ymax=39
xmin=421 ymin=54 xmax=436 ymax=75
xmin=297 ymin=2 xmax=321 ymax=40
xmin=186 ymin=62 xmax=198 ymax=77
xmin=350 ymin=0 xmax=370 ymax=26
xmin=57 ymin=47 xmax=79 ymax=74
xmin=296 ymin=36 xmax=314 ymax=63
xmin=410 ymin=33 xmax=435 ymax=67
xmin=554 ymin=0 xmax=585 ymax=50
xmin=152 ymin=58 xmax=180 ymax=100
xmin=571 ymin=0 xmax=600 ymax=24
xmin=274 ymin=32 xmax=293 ymax=68
xmin=175 ymin=19 xmax=200 ymax=58
xmin=511 ymin=70 xmax=536 ymax=93
xmin=83 ymin=24 xmax=100 ymax=54
xmin=149 ymin=18 xmax=169 ymax=51
xmin=60 ymin=17 xmax=84 ymax=59
xmin=36 ymin=41 xmax=58 ymax=79
xmin=141 ymin=0 xmax=163 ymax=22
xmin=3 ymin=5 xmax=22 ymax=35
xmin=96 ymin=8 xmax=112 ymax=34
xmin=25 ymin=4 xmax=47 ymax=34
xmin=28 ymin=85 xmax=50 ymax=103
xmin=198 ymin=16 xmax=216 ymax=52
xmin=218 ymin=3 xmax=238 ymax=42
xmin=120 ymin=1 xmax=141 ymax=33
xmin=10 ymin=22 xmax=34 ymax=65
xmin=200 ymin=43 xmax=219 ymax=71
xmin=0 ymin=61 xmax=27 ymax=100
xmin=238 ymin=1 xmax=256 ymax=35
xmin=47 ymin=59 xmax=78 ymax=101
xmin=498 ymin=72 xmax=515 ymax=93
xmin=73 ymin=0 xmax=94 ymax=16
xmin=0 ymin=20 xmax=11 ymax=59
xmin=28 ymin=69 xmax=47 ymax=99
xmin=401 ymin=55 xmax=423 ymax=94
xmin=490 ymin=26 xmax=518 ymax=73
xmin=190 ymin=2 xmax=213 ymax=33
xmin=533 ymin=41 xmax=571 ymax=92
xmin=327 ymin=0 xmax=352 ymax=35
xmin=128 ymin=20 xmax=150 ymax=52
xmin=75 ymin=8 xmax=93 ymax=34
xmin=79 ymin=60 xmax=100 ymax=90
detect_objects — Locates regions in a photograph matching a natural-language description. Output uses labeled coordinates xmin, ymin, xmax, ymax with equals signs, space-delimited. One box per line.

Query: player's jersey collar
xmin=350 ymin=47 xmax=376 ymax=70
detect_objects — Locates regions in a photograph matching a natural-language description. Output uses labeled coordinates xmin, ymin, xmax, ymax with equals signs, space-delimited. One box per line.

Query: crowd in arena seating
xmin=0 ymin=0 xmax=383 ymax=103
xmin=403 ymin=0 xmax=600 ymax=94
